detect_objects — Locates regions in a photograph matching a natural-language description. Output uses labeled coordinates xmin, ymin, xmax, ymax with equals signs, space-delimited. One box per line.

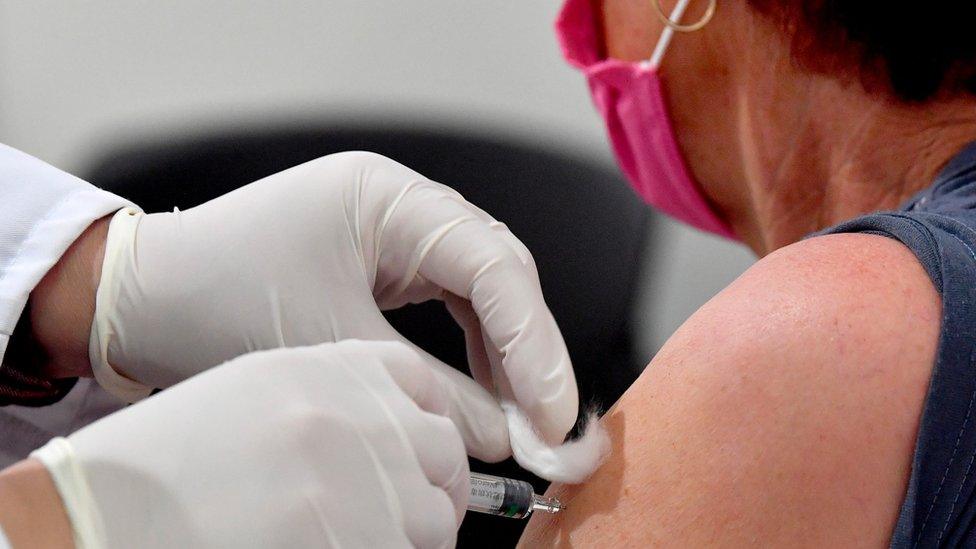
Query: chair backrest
xmin=83 ymin=123 xmax=650 ymax=545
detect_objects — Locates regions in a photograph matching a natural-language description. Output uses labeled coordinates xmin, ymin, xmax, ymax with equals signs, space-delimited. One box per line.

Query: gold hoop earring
xmin=651 ymin=0 xmax=717 ymax=33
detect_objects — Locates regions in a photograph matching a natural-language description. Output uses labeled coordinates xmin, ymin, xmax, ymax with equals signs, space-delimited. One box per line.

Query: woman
xmin=522 ymin=0 xmax=976 ymax=546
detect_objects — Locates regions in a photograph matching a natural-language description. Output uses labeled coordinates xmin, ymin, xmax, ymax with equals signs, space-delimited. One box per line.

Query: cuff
xmin=30 ymin=437 xmax=106 ymax=549
xmin=1 ymin=189 xmax=133 ymax=373
xmin=88 ymin=209 xmax=153 ymax=403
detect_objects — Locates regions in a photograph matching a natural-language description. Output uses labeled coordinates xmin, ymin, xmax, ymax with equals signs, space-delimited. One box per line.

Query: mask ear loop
xmin=647 ymin=0 xmax=716 ymax=69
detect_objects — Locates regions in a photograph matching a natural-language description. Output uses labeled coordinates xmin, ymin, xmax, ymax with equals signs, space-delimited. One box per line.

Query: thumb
xmin=362 ymin=326 xmax=511 ymax=463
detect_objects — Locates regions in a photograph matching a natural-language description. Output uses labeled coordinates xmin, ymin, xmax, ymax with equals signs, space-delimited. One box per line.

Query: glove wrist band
xmin=31 ymin=437 xmax=107 ymax=549
xmin=89 ymin=208 xmax=153 ymax=403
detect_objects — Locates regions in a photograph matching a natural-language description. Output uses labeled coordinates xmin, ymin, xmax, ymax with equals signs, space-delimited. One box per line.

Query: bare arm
xmin=0 ymin=460 xmax=73 ymax=548
xmin=9 ymin=215 xmax=109 ymax=380
xmin=0 ymin=218 xmax=109 ymax=545
xmin=521 ymin=234 xmax=939 ymax=547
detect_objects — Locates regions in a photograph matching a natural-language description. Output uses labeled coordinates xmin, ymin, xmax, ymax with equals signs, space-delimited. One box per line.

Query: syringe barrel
xmin=468 ymin=472 xmax=535 ymax=518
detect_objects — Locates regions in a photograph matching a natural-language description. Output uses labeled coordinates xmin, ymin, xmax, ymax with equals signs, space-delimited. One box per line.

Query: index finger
xmin=389 ymin=183 xmax=579 ymax=444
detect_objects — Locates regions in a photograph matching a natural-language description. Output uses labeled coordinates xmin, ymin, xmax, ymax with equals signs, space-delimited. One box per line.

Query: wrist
xmin=0 ymin=459 xmax=74 ymax=548
xmin=0 ymin=304 xmax=78 ymax=406
xmin=28 ymin=215 xmax=111 ymax=380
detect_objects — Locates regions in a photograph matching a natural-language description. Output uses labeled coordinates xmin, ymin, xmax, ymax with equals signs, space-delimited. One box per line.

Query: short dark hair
xmin=747 ymin=1 xmax=976 ymax=102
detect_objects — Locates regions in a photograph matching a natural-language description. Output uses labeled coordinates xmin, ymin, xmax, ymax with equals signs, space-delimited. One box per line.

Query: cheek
xmin=600 ymin=0 xmax=662 ymax=61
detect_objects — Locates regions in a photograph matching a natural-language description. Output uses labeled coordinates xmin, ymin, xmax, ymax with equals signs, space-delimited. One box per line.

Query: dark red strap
xmin=0 ymin=303 xmax=78 ymax=407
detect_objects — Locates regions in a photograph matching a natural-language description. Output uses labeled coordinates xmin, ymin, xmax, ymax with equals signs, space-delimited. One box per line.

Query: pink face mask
xmin=556 ymin=0 xmax=736 ymax=239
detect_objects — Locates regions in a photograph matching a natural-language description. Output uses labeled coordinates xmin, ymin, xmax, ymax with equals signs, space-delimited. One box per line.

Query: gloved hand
xmin=91 ymin=151 xmax=577 ymax=453
xmin=33 ymin=340 xmax=480 ymax=549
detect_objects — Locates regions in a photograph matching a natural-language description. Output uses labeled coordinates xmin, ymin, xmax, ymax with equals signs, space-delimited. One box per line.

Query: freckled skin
xmin=529 ymin=0 xmax=976 ymax=544
xmin=520 ymin=234 xmax=938 ymax=547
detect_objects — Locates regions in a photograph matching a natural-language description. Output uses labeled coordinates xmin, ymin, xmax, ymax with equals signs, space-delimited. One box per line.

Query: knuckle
xmin=267 ymin=403 xmax=340 ymax=448
xmin=479 ymin=244 xmax=523 ymax=274
xmin=433 ymin=416 xmax=467 ymax=461
xmin=316 ymin=149 xmax=391 ymax=166
xmin=404 ymin=488 xmax=457 ymax=549
xmin=473 ymin=430 xmax=512 ymax=463
xmin=514 ymin=239 xmax=537 ymax=266
xmin=428 ymin=180 xmax=463 ymax=198
xmin=335 ymin=339 xmax=409 ymax=360
xmin=300 ymin=151 xmax=402 ymax=194
xmin=502 ymin=235 xmax=538 ymax=272
xmin=467 ymin=409 xmax=512 ymax=463
xmin=428 ymin=489 xmax=461 ymax=540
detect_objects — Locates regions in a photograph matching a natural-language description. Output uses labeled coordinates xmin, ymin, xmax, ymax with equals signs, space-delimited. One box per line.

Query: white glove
xmin=33 ymin=340 xmax=477 ymax=549
xmin=91 ymin=151 xmax=578 ymax=452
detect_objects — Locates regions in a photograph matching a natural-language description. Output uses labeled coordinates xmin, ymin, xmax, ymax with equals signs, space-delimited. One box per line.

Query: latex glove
xmin=91 ymin=151 xmax=578 ymax=454
xmin=33 ymin=341 xmax=475 ymax=549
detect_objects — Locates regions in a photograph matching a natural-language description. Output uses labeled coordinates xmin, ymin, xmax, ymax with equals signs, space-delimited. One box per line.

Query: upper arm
xmin=519 ymin=233 xmax=940 ymax=547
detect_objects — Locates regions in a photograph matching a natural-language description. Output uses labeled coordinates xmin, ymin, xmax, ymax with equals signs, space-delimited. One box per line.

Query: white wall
xmin=0 ymin=0 xmax=754 ymax=356
xmin=0 ymin=0 xmax=611 ymax=170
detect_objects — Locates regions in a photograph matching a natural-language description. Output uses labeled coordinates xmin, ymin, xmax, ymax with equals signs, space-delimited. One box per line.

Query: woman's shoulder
xmin=702 ymin=231 xmax=972 ymax=547
xmin=697 ymin=232 xmax=941 ymax=366
xmin=702 ymin=233 xmax=941 ymax=348
xmin=646 ymin=232 xmax=942 ymax=430
xmin=758 ymin=231 xmax=938 ymax=297
xmin=520 ymin=232 xmax=941 ymax=546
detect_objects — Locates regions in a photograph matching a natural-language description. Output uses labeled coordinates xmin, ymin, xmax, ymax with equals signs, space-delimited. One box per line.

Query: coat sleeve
xmin=0 ymin=143 xmax=132 ymax=366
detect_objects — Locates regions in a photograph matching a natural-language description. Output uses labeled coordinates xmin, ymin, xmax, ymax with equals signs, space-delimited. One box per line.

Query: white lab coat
xmin=0 ymin=143 xmax=132 ymax=468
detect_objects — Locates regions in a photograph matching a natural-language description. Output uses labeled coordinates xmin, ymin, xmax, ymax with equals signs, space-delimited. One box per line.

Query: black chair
xmin=83 ymin=122 xmax=650 ymax=546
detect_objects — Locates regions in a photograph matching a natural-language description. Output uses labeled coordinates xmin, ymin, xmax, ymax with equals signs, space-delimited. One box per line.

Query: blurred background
xmin=0 ymin=0 xmax=755 ymax=543
xmin=0 ymin=0 xmax=755 ymax=358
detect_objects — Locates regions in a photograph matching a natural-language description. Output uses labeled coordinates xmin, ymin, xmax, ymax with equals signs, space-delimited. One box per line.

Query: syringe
xmin=467 ymin=472 xmax=565 ymax=519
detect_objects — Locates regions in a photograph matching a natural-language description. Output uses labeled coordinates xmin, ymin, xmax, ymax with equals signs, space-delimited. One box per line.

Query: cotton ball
xmin=503 ymin=402 xmax=610 ymax=484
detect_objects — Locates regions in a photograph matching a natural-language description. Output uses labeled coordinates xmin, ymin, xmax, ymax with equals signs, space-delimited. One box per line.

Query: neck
xmin=728 ymin=79 xmax=976 ymax=255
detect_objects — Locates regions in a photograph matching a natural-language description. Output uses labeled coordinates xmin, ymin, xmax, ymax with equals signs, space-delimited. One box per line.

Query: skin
xmin=607 ymin=0 xmax=976 ymax=253
xmin=0 ymin=460 xmax=73 ymax=549
xmin=521 ymin=234 xmax=938 ymax=546
xmin=2 ymin=1 xmax=975 ymax=547
xmin=522 ymin=0 xmax=976 ymax=546
xmin=0 ymin=216 xmax=108 ymax=548
xmin=29 ymin=216 xmax=110 ymax=380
